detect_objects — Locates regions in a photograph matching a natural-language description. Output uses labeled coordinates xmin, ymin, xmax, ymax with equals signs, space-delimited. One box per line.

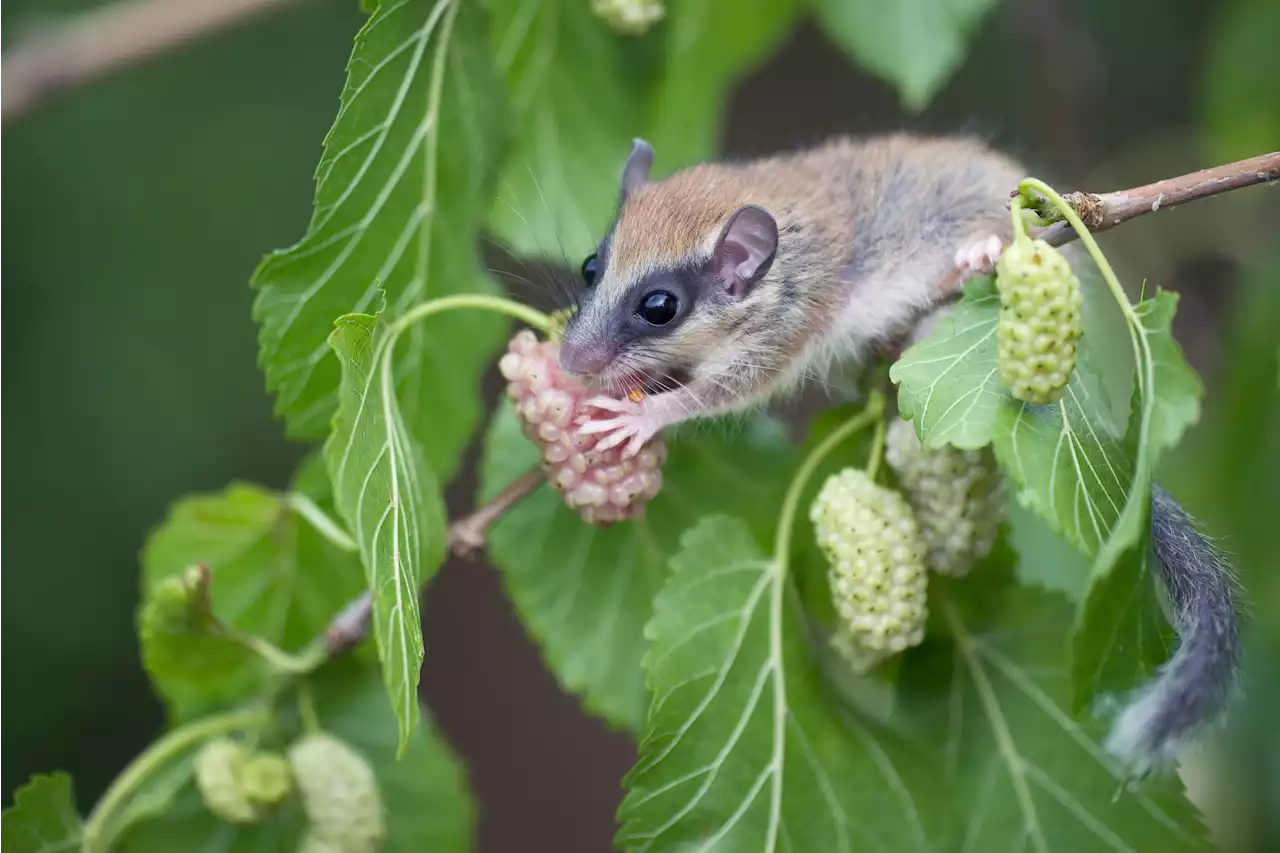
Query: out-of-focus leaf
xmin=810 ymin=0 xmax=1002 ymax=111
xmin=252 ymin=0 xmax=508 ymax=481
xmin=899 ymin=576 xmax=1214 ymax=852
xmin=644 ymin=0 xmax=800 ymax=171
xmin=1 ymin=773 xmax=82 ymax=853
xmin=141 ymin=483 xmax=365 ymax=719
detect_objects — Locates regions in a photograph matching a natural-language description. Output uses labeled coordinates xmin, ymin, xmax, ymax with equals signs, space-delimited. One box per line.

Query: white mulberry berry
xmin=884 ymin=418 xmax=1004 ymax=577
xmin=194 ymin=739 xmax=293 ymax=825
xmin=194 ymin=738 xmax=272 ymax=824
xmin=591 ymin=0 xmax=665 ymax=36
xmin=500 ymin=329 xmax=667 ymax=524
xmin=810 ymin=469 xmax=929 ymax=673
xmin=288 ymin=733 xmax=385 ymax=853
xmin=995 ymin=237 xmax=1084 ymax=404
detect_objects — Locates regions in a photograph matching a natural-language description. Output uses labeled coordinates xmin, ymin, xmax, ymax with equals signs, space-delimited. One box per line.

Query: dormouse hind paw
xmin=953 ymin=234 xmax=1006 ymax=276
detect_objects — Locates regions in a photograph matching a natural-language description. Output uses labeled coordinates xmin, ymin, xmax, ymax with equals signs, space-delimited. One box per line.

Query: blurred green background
xmin=3 ymin=0 xmax=1277 ymax=851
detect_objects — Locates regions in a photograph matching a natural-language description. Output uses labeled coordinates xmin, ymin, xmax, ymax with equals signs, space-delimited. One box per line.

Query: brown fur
xmin=562 ymin=132 xmax=1028 ymax=420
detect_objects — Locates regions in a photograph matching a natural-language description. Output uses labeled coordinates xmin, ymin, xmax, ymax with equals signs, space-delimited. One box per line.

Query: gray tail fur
xmin=1104 ymin=484 xmax=1242 ymax=775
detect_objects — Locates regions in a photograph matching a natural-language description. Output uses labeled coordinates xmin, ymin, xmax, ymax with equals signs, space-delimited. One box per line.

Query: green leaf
xmin=1070 ymin=546 xmax=1176 ymax=716
xmin=1003 ymin=496 xmax=1089 ymax=599
xmin=118 ymin=662 xmax=473 ymax=853
xmin=618 ymin=515 xmax=947 ymax=852
xmin=644 ymin=0 xmax=800 ymax=172
xmin=1 ymin=773 xmax=83 ymax=853
xmin=137 ymin=564 xmax=263 ymax=717
xmin=480 ymin=403 xmax=797 ymax=731
xmin=903 ymin=578 xmax=1213 ymax=852
xmin=810 ymin=0 xmax=1001 ymax=111
xmin=1069 ymin=291 xmax=1201 ymax=710
xmin=142 ymin=483 xmax=365 ymax=719
xmin=325 ymin=312 xmax=448 ymax=754
xmin=890 ymin=275 xmax=1005 ymax=450
xmin=890 ymin=265 xmax=1139 ymax=557
xmin=487 ymin=0 xmax=661 ymax=259
xmin=252 ymin=0 xmax=508 ymax=481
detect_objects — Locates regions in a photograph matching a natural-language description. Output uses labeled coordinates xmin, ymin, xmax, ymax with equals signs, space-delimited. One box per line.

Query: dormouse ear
xmin=712 ymin=205 xmax=778 ymax=297
xmin=620 ymin=138 xmax=654 ymax=202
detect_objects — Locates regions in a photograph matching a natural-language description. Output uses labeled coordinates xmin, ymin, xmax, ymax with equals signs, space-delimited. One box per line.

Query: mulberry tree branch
xmin=942 ymin=151 xmax=1280 ymax=290
xmin=2 ymin=0 xmax=301 ymax=123
xmin=322 ymin=465 xmax=546 ymax=657
xmin=1027 ymin=151 xmax=1280 ymax=247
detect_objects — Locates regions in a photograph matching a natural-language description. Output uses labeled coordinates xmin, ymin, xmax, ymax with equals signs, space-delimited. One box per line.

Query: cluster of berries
xmin=812 ymin=421 xmax=1005 ymax=672
xmin=194 ymin=732 xmax=384 ymax=853
xmin=499 ymin=330 xmax=666 ymax=524
xmin=995 ymin=236 xmax=1084 ymax=404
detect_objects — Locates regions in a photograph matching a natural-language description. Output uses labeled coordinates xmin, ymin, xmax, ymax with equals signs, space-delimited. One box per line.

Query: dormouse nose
xmin=558 ymin=335 xmax=613 ymax=377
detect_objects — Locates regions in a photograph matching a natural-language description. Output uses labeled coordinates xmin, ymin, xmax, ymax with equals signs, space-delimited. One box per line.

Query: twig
xmin=2 ymin=0 xmax=301 ymax=123
xmin=1027 ymin=151 xmax=1280 ymax=246
xmin=322 ymin=465 xmax=546 ymax=656
xmin=939 ymin=151 xmax=1280 ymax=293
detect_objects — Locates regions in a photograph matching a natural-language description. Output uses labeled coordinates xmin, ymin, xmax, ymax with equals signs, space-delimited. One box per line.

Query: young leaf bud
xmin=810 ymin=468 xmax=929 ymax=673
xmin=884 ymin=418 xmax=1004 ymax=577
xmin=500 ymin=330 xmax=667 ymax=524
xmin=288 ymin=733 xmax=385 ymax=853
xmin=995 ymin=236 xmax=1084 ymax=404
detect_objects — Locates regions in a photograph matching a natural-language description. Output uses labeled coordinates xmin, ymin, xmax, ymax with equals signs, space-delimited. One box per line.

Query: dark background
xmin=4 ymin=0 xmax=1278 ymax=851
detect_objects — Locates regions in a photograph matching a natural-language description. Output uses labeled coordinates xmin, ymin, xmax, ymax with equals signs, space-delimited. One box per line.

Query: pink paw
xmin=953 ymin=234 xmax=1005 ymax=276
xmin=577 ymin=396 xmax=663 ymax=458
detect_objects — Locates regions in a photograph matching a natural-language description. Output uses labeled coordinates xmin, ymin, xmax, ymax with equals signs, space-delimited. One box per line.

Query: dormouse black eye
xmin=638 ymin=291 xmax=678 ymax=326
xmin=580 ymin=253 xmax=598 ymax=286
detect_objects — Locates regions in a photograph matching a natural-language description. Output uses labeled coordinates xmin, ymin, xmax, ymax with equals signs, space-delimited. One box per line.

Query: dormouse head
xmin=558 ymin=139 xmax=779 ymax=393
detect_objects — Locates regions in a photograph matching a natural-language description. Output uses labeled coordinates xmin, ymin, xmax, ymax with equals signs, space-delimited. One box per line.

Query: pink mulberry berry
xmin=499 ymin=330 xmax=667 ymax=524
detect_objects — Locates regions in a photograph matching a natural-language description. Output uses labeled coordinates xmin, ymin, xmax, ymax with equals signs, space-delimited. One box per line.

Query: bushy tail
xmin=1104 ymin=484 xmax=1243 ymax=775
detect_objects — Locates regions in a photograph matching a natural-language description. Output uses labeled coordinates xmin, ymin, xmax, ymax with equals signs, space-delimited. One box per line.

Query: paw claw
xmin=584 ymin=395 xmax=633 ymax=413
xmin=954 ymin=233 xmax=1006 ymax=274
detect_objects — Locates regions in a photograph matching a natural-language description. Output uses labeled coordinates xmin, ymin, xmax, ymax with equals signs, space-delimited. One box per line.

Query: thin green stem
xmin=865 ymin=416 xmax=887 ymax=482
xmin=1009 ymin=192 xmax=1030 ymax=241
xmin=297 ymin=681 xmax=323 ymax=735
xmin=236 ymin=633 xmax=325 ymax=675
xmin=286 ymin=493 xmax=357 ymax=552
xmin=83 ymin=708 xmax=268 ymax=852
xmin=1017 ymin=179 xmax=1137 ymax=325
xmin=388 ymin=293 xmax=554 ymax=339
xmin=773 ymin=393 xmax=886 ymax=571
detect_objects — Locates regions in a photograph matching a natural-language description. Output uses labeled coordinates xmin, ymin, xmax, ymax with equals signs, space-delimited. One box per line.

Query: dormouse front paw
xmin=953 ymin=234 xmax=1006 ymax=276
xmin=577 ymin=395 xmax=667 ymax=459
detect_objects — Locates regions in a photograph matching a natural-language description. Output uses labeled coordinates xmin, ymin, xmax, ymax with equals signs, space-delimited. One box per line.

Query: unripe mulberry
xmin=810 ymin=469 xmax=929 ymax=673
xmin=194 ymin=739 xmax=254 ymax=823
xmin=591 ymin=0 xmax=665 ymax=36
xmin=884 ymin=418 xmax=1004 ymax=577
xmin=288 ymin=733 xmax=385 ymax=853
xmin=499 ymin=329 xmax=666 ymax=524
xmin=995 ymin=237 xmax=1084 ymax=404
xmin=194 ymin=738 xmax=271 ymax=824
